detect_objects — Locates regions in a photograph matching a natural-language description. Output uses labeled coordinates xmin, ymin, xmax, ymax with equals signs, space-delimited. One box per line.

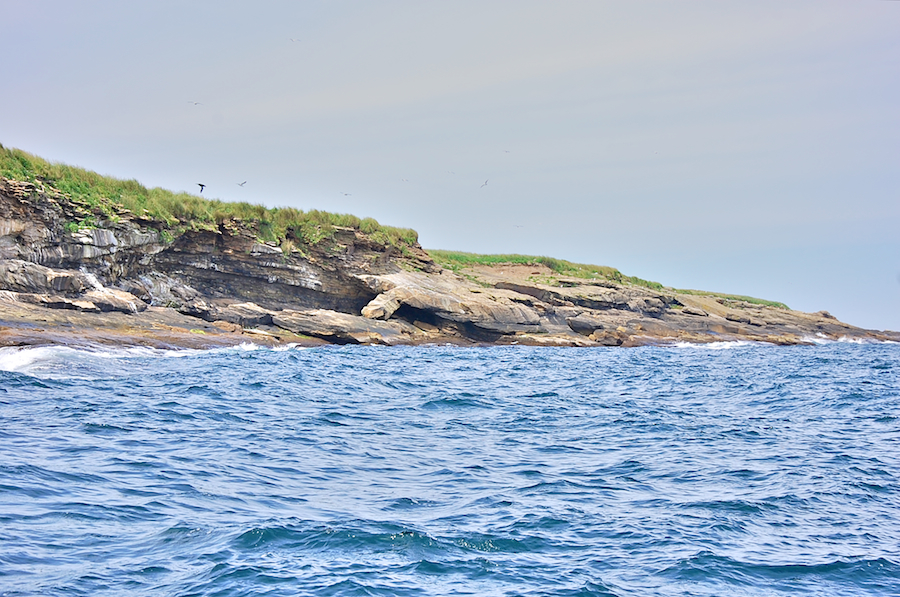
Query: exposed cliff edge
xmin=1 ymin=175 xmax=897 ymax=349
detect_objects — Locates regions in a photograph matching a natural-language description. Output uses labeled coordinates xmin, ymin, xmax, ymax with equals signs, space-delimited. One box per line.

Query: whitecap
xmin=835 ymin=336 xmax=886 ymax=344
xmin=0 ymin=345 xmax=120 ymax=379
xmin=670 ymin=340 xmax=760 ymax=350
xmin=208 ymin=342 xmax=306 ymax=354
xmin=272 ymin=343 xmax=306 ymax=352
xmin=0 ymin=341 xmax=306 ymax=378
xmin=801 ymin=334 xmax=834 ymax=345
xmin=0 ymin=345 xmax=70 ymax=373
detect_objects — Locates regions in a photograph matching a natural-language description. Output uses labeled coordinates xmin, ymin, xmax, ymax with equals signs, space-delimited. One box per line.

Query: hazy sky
xmin=3 ymin=1 xmax=898 ymax=330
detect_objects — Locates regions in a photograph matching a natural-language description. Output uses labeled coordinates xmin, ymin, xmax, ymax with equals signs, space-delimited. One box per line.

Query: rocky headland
xmin=1 ymin=166 xmax=897 ymax=349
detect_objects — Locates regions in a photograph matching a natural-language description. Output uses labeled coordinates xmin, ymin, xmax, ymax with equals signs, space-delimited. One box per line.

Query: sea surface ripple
xmin=1 ymin=342 xmax=898 ymax=596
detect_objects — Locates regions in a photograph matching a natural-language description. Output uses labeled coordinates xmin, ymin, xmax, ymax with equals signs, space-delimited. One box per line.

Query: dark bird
xmin=197 ymin=183 xmax=206 ymax=193
xmin=237 ymin=181 xmax=247 ymax=187
xmin=481 ymin=179 xmax=489 ymax=188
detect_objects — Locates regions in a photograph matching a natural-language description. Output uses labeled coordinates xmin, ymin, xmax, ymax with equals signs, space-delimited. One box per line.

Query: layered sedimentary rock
xmin=1 ymin=177 xmax=896 ymax=348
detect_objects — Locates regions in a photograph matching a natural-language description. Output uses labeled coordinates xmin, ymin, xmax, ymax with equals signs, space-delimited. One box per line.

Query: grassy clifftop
xmin=427 ymin=250 xmax=789 ymax=309
xmin=428 ymin=249 xmax=664 ymax=289
xmin=0 ymin=144 xmax=418 ymax=250
xmin=1 ymin=144 xmax=787 ymax=309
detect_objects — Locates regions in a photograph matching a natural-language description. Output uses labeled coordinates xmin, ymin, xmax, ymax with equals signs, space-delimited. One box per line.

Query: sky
xmin=2 ymin=0 xmax=898 ymax=331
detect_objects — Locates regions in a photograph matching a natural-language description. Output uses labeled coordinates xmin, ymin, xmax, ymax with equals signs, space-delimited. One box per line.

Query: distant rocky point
xmin=1 ymin=149 xmax=896 ymax=349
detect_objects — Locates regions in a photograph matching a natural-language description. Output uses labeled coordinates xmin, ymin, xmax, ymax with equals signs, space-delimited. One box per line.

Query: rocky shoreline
xmin=2 ymin=176 xmax=897 ymax=349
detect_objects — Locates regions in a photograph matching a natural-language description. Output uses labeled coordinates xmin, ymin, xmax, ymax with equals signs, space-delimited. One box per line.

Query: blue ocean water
xmin=0 ymin=341 xmax=898 ymax=597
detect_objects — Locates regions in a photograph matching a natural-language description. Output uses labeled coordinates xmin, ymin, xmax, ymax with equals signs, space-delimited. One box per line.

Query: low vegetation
xmin=673 ymin=288 xmax=789 ymax=310
xmin=426 ymin=250 xmax=664 ymax=290
xmin=427 ymin=250 xmax=788 ymax=308
xmin=2 ymin=144 xmax=788 ymax=309
xmin=0 ymin=144 xmax=418 ymax=249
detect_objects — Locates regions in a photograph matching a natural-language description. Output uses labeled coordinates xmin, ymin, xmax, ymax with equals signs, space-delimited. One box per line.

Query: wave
xmin=0 ymin=342 xmax=307 ymax=376
xmin=670 ymin=340 xmax=760 ymax=350
xmin=3 ymin=343 xmax=898 ymax=595
xmin=421 ymin=395 xmax=491 ymax=409
xmin=801 ymin=334 xmax=890 ymax=345
xmin=661 ymin=550 xmax=900 ymax=589
xmin=230 ymin=520 xmax=444 ymax=554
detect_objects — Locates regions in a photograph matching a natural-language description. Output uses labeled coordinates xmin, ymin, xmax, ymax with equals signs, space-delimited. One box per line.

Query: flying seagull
xmin=188 ymin=101 xmax=202 ymax=105
xmin=197 ymin=183 xmax=206 ymax=193
xmin=480 ymin=179 xmax=489 ymax=188
xmin=237 ymin=181 xmax=247 ymax=187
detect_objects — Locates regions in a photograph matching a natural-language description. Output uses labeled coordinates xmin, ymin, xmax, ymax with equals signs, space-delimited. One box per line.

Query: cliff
xmin=1 ymin=169 xmax=896 ymax=349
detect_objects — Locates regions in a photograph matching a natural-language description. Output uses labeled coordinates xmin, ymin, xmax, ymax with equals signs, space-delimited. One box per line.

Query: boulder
xmin=82 ymin=288 xmax=147 ymax=313
xmin=216 ymin=302 xmax=274 ymax=327
xmin=273 ymin=309 xmax=421 ymax=345
xmin=589 ymin=327 xmax=629 ymax=346
xmin=359 ymin=273 xmax=543 ymax=333
xmin=725 ymin=312 xmax=751 ymax=324
xmin=361 ymin=290 xmax=404 ymax=320
xmin=18 ymin=293 xmax=102 ymax=313
xmin=0 ymin=259 xmax=89 ymax=294
xmin=627 ymin=297 xmax=667 ymax=316
xmin=566 ymin=313 xmax=607 ymax=335
xmin=0 ymin=260 xmax=145 ymax=314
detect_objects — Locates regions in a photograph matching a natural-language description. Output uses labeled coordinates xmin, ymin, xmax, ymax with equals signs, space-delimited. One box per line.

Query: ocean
xmin=1 ymin=341 xmax=898 ymax=596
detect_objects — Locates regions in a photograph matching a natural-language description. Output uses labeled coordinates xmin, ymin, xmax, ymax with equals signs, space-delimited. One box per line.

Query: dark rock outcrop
xmin=2 ymin=176 xmax=897 ymax=348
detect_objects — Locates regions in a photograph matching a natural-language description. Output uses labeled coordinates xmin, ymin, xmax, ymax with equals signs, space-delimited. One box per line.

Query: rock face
xmin=1 ymin=176 xmax=897 ymax=348
xmin=272 ymin=309 xmax=424 ymax=345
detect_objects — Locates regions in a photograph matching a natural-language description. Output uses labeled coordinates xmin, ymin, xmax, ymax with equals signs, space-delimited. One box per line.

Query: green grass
xmin=1 ymin=145 xmax=789 ymax=308
xmin=674 ymin=288 xmax=789 ymax=310
xmin=0 ymin=144 xmax=418 ymax=249
xmin=427 ymin=250 xmax=789 ymax=307
xmin=426 ymin=250 xmax=664 ymax=290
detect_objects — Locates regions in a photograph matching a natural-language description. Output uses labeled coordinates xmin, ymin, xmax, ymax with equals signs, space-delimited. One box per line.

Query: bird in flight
xmin=188 ymin=101 xmax=202 ymax=105
xmin=197 ymin=183 xmax=206 ymax=193
xmin=480 ymin=179 xmax=489 ymax=188
xmin=237 ymin=181 xmax=247 ymax=187
xmin=341 ymin=192 xmax=351 ymax=196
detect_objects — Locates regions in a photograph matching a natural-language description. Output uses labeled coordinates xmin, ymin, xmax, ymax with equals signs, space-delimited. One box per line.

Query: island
xmin=2 ymin=145 xmax=897 ymax=349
